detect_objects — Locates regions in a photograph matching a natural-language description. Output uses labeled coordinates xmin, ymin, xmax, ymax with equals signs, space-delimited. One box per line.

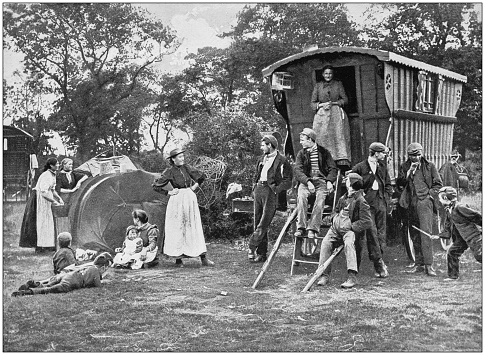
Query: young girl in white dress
xmin=112 ymin=225 xmax=144 ymax=269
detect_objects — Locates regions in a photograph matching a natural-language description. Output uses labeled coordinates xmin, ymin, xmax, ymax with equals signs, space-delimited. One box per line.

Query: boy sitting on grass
xmin=52 ymin=232 xmax=78 ymax=274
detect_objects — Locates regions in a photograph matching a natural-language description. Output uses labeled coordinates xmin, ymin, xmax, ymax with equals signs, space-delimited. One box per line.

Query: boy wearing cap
xmin=435 ymin=186 xmax=482 ymax=280
xmin=352 ymin=142 xmax=392 ymax=277
xmin=248 ymin=135 xmax=292 ymax=263
xmin=317 ymin=172 xmax=373 ymax=288
xmin=396 ymin=142 xmax=442 ymax=276
xmin=294 ymin=128 xmax=338 ymax=239
xmin=12 ymin=253 xmax=112 ymax=297
xmin=52 ymin=232 xmax=78 ymax=274
xmin=438 ymin=151 xmax=461 ymax=188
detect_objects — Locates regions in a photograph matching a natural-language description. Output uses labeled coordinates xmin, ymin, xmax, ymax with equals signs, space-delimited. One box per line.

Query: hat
xmin=168 ymin=147 xmax=185 ymax=159
xmin=126 ymin=225 xmax=138 ymax=236
xmin=407 ymin=142 xmax=423 ymax=155
xmin=344 ymin=172 xmax=363 ymax=185
xmin=439 ymin=186 xmax=457 ymax=200
xmin=300 ymin=128 xmax=316 ymax=141
xmin=450 ymin=150 xmax=460 ymax=158
xmin=262 ymin=134 xmax=278 ymax=149
xmin=369 ymin=142 xmax=386 ymax=153
xmin=57 ymin=232 xmax=72 ymax=243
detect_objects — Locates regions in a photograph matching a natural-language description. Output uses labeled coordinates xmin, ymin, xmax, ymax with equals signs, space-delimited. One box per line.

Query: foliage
xmin=461 ymin=149 xmax=482 ymax=193
xmin=2 ymin=74 xmax=53 ymax=155
xmin=3 ymin=3 xmax=179 ymax=160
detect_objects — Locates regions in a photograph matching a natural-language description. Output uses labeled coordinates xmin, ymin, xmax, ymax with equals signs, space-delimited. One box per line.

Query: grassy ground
xmin=3 ymin=196 xmax=482 ymax=352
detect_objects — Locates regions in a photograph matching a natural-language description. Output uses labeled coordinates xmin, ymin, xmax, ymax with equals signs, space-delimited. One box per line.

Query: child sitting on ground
xmin=52 ymin=232 xmax=78 ymax=274
xmin=112 ymin=225 xmax=144 ymax=269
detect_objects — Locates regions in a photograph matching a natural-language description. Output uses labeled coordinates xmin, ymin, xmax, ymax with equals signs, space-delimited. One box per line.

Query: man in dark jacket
xmin=317 ymin=173 xmax=373 ymax=288
xmin=248 ymin=135 xmax=292 ymax=262
xmin=435 ymin=186 xmax=482 ymax=280
xmin=294 ymin=128 xmax=338 ymax=238
xmin=396 ymin=142 xmax=442 ymax=276
xmin=352 ymin=142 xmax=392 ymax=278
xmin=438 ymin=151 xmax=461 ymax=188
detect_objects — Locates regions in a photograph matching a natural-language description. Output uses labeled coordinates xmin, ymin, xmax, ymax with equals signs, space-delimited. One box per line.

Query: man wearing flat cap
xmin=316 ymin=172 xmax=373 ymax=288
xmin=396 ymin=142 xmax=442 ymax=276
xmin=436 ymin=186 xmax=482 ymax=280
xmin=248 ymin=134 xmax=292 ymax=263
xmin=293 ymin=128 xmax=338 ymax=239
xmin=352 ymin=142 xmax=392 ymax=278
xmin=438 ymin=150 xmax=462 ymax=188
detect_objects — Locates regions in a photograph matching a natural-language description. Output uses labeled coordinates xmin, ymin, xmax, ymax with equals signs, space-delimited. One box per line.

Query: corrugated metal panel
xmin=262 ymin=47 xmax=467 ymax=83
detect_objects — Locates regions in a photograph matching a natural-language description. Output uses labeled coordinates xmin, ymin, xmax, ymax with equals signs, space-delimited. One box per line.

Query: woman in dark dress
xmin=311 ymin=65 xmax=352 ymax=168
xmin=56 ymin=158 xmax=89 ymax=203
xmin=153 ymin=148 xmax=214 ymax=267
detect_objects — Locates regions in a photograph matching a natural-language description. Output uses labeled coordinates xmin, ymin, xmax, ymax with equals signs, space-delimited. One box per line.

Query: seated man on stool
xmin=317 ymin=173 xmax=373 ymax=288
xmin=294 ymin=128 xmax=338 ymax=238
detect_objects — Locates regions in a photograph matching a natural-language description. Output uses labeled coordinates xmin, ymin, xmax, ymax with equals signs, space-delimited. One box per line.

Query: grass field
xmin=3 ymin=195 xmax=482 ymax=352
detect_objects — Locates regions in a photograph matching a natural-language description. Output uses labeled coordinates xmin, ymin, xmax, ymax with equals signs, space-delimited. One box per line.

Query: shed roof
xmin=262 ymin=47 xmax=467 ymax=83
xmin=3 ymin=125 xmax=34 ymax=139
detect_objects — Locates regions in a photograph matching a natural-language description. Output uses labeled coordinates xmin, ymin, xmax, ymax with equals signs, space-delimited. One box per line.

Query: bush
xmin=462 ymin=149 xmax=482 ymax=193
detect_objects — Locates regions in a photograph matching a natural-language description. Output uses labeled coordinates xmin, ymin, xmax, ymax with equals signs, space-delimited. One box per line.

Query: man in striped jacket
xmin=294 ymin=128 xmax=338 ymax=239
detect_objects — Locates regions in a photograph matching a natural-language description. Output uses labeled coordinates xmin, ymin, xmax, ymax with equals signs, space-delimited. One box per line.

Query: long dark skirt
xmin=19 ymin=190 xmax=37 ymax=248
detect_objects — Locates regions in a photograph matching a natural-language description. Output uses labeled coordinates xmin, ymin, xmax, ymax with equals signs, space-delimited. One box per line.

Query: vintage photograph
xmin=3 ymin=2 xmax=482 ymax=352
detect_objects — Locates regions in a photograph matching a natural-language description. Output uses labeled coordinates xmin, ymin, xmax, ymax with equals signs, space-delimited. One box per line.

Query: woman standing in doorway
xmin=311 ymin=65 xmax=352 ymax=168
xmin=153 ymin=148 xmax=214 ymax=267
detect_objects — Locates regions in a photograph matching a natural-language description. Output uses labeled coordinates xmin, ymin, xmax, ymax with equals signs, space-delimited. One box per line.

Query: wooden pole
xmin=301 ymin=244 xmax=344 ymax=292
xmin=251 ymin=208 xmax=298 ymax=289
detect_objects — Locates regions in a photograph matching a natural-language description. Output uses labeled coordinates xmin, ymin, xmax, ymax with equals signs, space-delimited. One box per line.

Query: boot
xmin=406 ymin=264 xmax=425 ymax=273
xmin=425 ymin=265 xmax=437 ymax=277
xmin=341 ymin=271 xmax=357 ymax=289
xmin=374 ymin=259 xmax=389 ymax=278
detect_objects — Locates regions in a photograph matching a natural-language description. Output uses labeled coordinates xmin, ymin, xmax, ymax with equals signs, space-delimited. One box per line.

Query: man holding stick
xmin=396 ymin=142 xmax=442 ymax=276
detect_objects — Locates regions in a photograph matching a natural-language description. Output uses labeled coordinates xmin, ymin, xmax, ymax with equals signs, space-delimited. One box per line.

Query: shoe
xmin=317 ymin=275 xmax=329 ymax=286
xmin=425 ymin=265 xmax=437 ymax=277
xmin=250 ymin=255 xmax=267 ymax=263
xmin=406 ymin=262 xmax=416 ymax=268
xmin=341 ymin=273 xmax=357 ymax=289
xmin=406 ymin=265 xmax=425 ymax=273
xmin=375 ymin=259 xmax=389 ymax=278
xmin=307 ymin=230 xmax=317 ymax=239
xmin=247 ymin=249 xmax=256 ymax=260
xmin=201 ymin=258 xmax=215 ymax=267
xmin=294 ymin=229 xmax=305 ymax=238
xmin=11 ymin=289 xmax=33 ymax=297
xmin=444 ymin=276 xmax=459 ymax=281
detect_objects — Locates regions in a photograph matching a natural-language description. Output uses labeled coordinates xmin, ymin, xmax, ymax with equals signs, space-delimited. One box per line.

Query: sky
xmin=2 ymin=2 xmax=372 ymax=81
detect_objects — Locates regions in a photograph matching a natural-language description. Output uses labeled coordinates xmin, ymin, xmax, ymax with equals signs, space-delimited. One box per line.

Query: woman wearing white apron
xmin=35 ymin=157 xmax=64 ymax=252
xmin=153 ymin=148 xmax=215 ymax=267
xmin=311 ymin=65 xmax=352 ymax=169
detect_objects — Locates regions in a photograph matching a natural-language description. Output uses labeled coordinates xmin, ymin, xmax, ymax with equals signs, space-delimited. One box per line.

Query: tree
xmin=4 ymin=3 xmax=179 ymax=160
xmin=219 ymin=3 xmax=361 ymax=131
xmin=2 ymin=73 xmax=53 ymax=155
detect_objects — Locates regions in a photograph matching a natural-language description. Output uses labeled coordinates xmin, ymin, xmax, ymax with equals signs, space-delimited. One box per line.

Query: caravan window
xmin=416 ymin=71 xmax=435 ymax=113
